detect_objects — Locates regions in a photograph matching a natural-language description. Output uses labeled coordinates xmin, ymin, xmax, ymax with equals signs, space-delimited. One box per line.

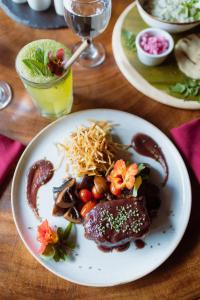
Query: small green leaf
xmin=35 ymin=48 xmax=45 ymax=64
xmin=57 ymin=227 xmax=64 ymax=240
xmin=63 ymin=222 xmax=73 ymax=241
xmin=170 ymin=83 xmax=186 ymax=94
xmin=66 ymin=240 xmax=76 ymax=250
xmin=133 ymin=176 xmax=142 ymax=197
xmin=122 ymin=28 xmax=136 ymax=51
xmin=41 ymin=244 xmax=55 ymax=260
xmin=138 ymin=163 xmax=146 ymax=172
xmin=23 ymin=59 xmax=46 ymax=76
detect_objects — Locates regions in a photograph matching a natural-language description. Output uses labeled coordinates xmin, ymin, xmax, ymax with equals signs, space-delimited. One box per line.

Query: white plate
xmin=11 ymin=109 xmax=191 ymax=287
xmin=112 ymin=2 xmax=200 ymax=110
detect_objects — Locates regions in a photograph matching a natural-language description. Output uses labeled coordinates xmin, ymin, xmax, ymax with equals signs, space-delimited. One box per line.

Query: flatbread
xmin=175 ymin=34 xmax=200 ymax=80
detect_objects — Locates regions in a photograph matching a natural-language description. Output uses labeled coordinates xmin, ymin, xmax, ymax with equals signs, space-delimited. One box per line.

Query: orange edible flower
xmin=37 ymin=220 xmax=58 ymax=254
xmin=108 ymin=160 xmax=138 ymax=191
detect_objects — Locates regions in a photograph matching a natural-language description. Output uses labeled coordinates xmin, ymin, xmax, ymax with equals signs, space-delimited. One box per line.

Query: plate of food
xmin=112 ymin=1 xmax=200 ymax=109
xmin=11 ymin=109 xmax=191 ymax=287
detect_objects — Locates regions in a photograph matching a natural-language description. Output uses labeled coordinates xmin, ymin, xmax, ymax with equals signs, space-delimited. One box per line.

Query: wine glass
xmin=64 ymin=0 xmax=112 ymax=68
xmin=0 ymin=81 xmax=12 ymax=110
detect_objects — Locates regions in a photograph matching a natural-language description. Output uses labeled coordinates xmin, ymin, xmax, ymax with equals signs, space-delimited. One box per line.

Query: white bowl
xmin=136 ymin=0 xmax=200 ymax=33
xmin=27 ymin=0 xmax=51 ymax=11
xmin=135 ymin=28 xmax=174 ymax=66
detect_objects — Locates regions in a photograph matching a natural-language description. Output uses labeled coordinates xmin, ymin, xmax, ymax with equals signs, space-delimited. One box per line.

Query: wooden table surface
xmin=0 ymin=1 xmax=200 ymax=299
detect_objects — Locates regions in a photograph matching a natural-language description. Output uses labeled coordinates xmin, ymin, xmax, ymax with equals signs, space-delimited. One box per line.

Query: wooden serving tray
xmin=112 ymin=2 xmax=200 ymax=110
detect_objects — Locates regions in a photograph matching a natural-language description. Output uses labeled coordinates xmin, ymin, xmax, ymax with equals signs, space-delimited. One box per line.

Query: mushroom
xmin=53 ymin=178 xmax=77 ymax=209
xmin=76 ymin=175 xmax=94 ymax=190
xmin=94 ymin=176 xmax=108 ymax=194
xmin=52 ymin=204 xmax=66 ymax=216
xmin=64 ymin=206 xmax=82 ymax=224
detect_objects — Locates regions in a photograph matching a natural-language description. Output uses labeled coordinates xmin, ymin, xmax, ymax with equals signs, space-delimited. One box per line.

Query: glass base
xmin=39 ymin=103 xmax=73 ymax=119
xmin=72 ymin=41 xmax=106 ymax=68
xmin=0 ymin=81 xmax=12 ymax=110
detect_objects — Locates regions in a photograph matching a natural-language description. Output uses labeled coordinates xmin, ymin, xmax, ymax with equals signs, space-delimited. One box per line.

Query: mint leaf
xmin=35 ymin=48 xmax=45 ymax=64
xmin=23 ymin=59 xmax=48 ymax=76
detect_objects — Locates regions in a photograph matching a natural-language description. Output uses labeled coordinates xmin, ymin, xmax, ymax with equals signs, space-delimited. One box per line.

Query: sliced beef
xmin=83 ymin=197 xmax=150 ymax=249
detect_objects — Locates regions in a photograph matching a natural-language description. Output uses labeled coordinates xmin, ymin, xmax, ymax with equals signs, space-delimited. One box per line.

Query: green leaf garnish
xmin=122 ymin=29 xmax=136 ymax=51
xmin=39 ymin=222 xmax=76 ymax=263
xmin=138 ymin=163 xmax=146 ymax=173
xmin=63 ymin=222 xmax=73 ymax=241
xmin=133 ymin=176 xmax=142 ymax=197
xmin=170 ymin=79 xmax=200 ymax=102
xmin=35 ymin=48 xmax=45 ymax=64
xmin=22 ymin=47 xmax=52 ymax=77
xmin=41 ymin=244 xmax=55 ymax=260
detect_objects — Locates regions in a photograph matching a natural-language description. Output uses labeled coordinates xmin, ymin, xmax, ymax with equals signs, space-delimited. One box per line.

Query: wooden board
xmin=112 ymin=2 xmax=200 ymax=110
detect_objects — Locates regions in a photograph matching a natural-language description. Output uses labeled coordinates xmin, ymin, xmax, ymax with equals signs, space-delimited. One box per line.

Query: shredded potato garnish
xmin=60 ymin=121 xmax=128 ymax=177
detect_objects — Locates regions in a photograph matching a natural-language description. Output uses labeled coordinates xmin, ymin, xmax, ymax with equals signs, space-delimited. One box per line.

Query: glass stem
xmin=80 ymin=38 xmax=98 ymax=59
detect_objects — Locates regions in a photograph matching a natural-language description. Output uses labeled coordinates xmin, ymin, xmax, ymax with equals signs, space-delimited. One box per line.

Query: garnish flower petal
xmin=108 ymin=160 xmax=139 ymax=191
xmin=47 ymin=48 xmax=66 ymax=77
xmin=37 ymin=220 xmax=58 ymax=254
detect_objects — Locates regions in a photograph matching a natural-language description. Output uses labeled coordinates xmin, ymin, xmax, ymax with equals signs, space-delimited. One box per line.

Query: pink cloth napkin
xmin=171 ymin=118 xmax=200 ymax=184
xmin=0 ymin=135 xmax=25 ymax=186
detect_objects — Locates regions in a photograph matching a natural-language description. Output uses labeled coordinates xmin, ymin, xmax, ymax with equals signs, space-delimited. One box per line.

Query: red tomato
xmin=79 ymin=189 xmax=93 ymax=203
xmin=80 ymin=201 xmax=96 ymax=218
xmin=110 ymin=183 xmax=121 ymax=196
xmin=92 ymin=186 xmax=104 ymax=200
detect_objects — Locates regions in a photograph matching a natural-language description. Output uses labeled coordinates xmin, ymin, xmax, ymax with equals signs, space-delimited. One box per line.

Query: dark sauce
xmin=98 ymin=242 xmax=130 ymax=253
xmin=134 ymin=239 xmax=146 ymax=249
xmin=132 ymin=133 xmax=168 ymax=186
xmin=27 ymin=160 xmax=54 ymax=218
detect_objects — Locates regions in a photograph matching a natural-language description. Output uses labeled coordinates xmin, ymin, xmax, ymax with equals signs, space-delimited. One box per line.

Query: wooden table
xmin=0 ymin=2 xmax=200 ymax=299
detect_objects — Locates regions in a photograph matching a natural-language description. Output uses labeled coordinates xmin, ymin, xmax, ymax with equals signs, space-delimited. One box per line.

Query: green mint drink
xmin=16 ymin=39 xmax=73 ymax=118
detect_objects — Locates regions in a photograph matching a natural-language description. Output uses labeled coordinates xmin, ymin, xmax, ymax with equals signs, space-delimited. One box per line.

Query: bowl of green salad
xmin=136 ymin=0 xmax=200 ymax=33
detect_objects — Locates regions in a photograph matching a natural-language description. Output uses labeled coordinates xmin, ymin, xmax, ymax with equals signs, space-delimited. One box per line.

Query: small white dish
xmin=136 ymin=28 xmax=174 ymax=66
xmin=27 ymin=0 xmax=51 ymax=11
xmin=136 ymin=0 xmax=200 ymax=33
xmin=54 ymin=0 xmax=64 ymax=16
xmin=11 ymin=109 xmax=191 ymax=286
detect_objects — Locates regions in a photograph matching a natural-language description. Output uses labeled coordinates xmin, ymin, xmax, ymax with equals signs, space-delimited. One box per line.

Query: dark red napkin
xmin=171 ymin=118 xmax=200 ymax=184
xmin=0 ymin=134 xmax=25 ymax=186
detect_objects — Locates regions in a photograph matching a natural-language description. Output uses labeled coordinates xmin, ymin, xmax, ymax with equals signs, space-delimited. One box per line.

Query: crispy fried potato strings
xmin=60 ymin=121 xmax=126 ymax=176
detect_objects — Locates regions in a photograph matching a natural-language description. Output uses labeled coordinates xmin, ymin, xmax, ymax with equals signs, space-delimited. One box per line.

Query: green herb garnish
xmin=41 ymin=222 xmax=76 ymax=262
xmin=133 ymin=175 xmax=142 ymax=197
xmin=122 ymin=29 xmax=136 ymax=51
xmin=169 ymin=79 xmax=200 ymax=102
xmin=180 ymin=0 xmax=200 ymax=20
xmin=23 ymin=47 xmax=52 ymax=77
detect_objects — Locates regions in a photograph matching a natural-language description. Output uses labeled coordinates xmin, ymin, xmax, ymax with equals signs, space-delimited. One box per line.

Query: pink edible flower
xmin=47 ymin=48 xmax=65 ymax=77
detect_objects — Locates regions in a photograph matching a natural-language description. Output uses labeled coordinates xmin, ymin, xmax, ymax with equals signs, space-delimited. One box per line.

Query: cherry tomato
xmin=92 ymin=186 xmax=104 ymax=200
xmin=110 ymin=183 xmax=121 ymax=196
xmin=79 ymin=189 xmax=93 ymax=203
xmin=80 ymin=201 xmax=96 ymax=218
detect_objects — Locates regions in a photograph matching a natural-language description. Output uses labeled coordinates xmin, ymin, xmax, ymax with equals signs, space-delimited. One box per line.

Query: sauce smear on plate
xmin=27 ymin=160 xmax=54 ymax=217
xmin=132 ymin=133 xmax=168 ymax=186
